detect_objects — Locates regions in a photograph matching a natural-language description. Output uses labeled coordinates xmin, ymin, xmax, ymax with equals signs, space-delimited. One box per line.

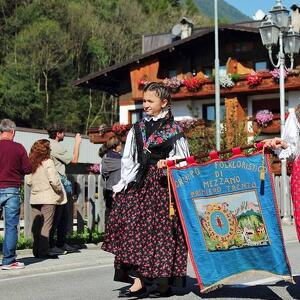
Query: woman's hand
xmin=157 ymin=159 xmax=167 ymax=169
xmin=263 ymin=137 xmax=288 ymax=149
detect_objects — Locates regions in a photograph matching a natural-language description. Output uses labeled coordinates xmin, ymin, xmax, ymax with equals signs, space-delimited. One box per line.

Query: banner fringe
xmin=200 ymin=270 xmax=295 ymax=293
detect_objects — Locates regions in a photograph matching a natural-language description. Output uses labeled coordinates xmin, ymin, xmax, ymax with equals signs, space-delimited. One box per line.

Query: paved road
xmin=0 ymin=225 xmax=299 ymax=300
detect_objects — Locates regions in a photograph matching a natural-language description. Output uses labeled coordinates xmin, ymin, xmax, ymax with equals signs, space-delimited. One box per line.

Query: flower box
xmin=252 ymin=113 xmax=280 ymax=134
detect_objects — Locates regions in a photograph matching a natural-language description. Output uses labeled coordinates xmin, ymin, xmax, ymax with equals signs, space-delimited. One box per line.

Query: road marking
xmin=0 ymin=263 xmax=113 ymax=283
xmin=229 ymin=273 xmax=299 ymax=288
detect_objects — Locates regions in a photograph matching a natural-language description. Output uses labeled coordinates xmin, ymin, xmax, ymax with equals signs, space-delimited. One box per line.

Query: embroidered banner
xmin=169 ymin=152 xmax=293 ymax=292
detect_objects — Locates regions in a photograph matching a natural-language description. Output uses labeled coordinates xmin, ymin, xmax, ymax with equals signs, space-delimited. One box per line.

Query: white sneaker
xmin=2 ymin=261 xmax=25 ymax=270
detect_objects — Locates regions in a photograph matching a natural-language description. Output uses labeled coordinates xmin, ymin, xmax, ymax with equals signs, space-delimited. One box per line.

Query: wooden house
xmin=74 ymin=19 xmax=300 ymax=144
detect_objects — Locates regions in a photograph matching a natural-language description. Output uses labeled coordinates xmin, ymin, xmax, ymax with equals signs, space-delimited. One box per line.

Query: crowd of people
xmin=0 ymin=120 xmax=82 ymax=269
xmin=0 ymin=82 xmax=299 ymax=298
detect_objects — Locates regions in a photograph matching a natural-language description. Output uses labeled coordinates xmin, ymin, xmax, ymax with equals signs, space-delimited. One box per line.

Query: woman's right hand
xmin=157 ymin=159 xmax=167 ymax=169
xmin=262 ymin=137 xmax=288 ymax=149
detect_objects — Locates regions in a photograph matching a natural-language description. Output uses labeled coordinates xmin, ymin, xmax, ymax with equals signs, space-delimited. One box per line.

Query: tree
xmin=0 ymin=62 xmax=43 ymax=127
xmin=15 ymin=17 xmax=70 ymax=119
xmin=0 ymin=0 xmax=211 ymax=132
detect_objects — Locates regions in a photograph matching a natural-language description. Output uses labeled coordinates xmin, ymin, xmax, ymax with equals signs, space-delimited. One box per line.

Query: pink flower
xmin=88 ymin=163 xmax=100 ymax=174
xmin=270 ymin=68 xmax=288 ymax=80
xmin=247 ymin=71 xmax=262 ymax=87
xmin=256 ymin=110 xmax=273 ymax=127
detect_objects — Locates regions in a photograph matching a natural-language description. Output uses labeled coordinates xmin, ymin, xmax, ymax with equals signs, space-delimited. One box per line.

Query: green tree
xmin=0 ymin=62 xmax=43 ymax=127
xmin=0 ymin=0 xmax=211 ymax=132
xmin=15 ymin=17 xmax=70 ymax=119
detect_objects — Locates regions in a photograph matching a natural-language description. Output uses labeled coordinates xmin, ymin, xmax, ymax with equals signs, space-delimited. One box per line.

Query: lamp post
xmin=259 ymin=0 xmax=300 ymax=224
xmin=214 ymin=0 xmax=221 ymax=151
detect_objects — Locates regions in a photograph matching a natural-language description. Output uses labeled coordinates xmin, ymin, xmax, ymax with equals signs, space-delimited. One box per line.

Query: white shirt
xmin=275 ymin=110 xmax=300 ymax=160
xmin=113 ymin=117 xmax=190 ymax=193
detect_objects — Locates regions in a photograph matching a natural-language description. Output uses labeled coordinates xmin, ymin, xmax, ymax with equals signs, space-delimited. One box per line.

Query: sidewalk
xmin=281 ymin=224 xmax=298 ymax=243
xmin=0 ymin=243 xmax=114 ymax=280
xmin=0 ymin=225 xmax=298 ymax=280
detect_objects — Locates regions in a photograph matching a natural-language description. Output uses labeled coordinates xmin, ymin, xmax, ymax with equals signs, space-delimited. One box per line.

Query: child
xmin=99 ymin=136 xmax=122 ymax=218
xmin=102 ymin=82 xmax=189 ymax=297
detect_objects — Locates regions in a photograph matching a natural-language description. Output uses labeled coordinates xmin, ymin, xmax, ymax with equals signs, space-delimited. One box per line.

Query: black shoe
xmin=36 ymin=254 xmax=59 ymax=259
xmin=118 ymin=286 xmax=147 ymax=298
xmin=149 ymin=287 xmax=172 ymax=298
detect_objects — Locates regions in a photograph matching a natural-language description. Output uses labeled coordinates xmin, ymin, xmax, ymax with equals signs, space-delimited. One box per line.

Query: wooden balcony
xmin=133 ymin=72 xmax=300 ymax=102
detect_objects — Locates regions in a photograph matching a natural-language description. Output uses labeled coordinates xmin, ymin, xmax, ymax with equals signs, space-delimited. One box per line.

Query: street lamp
xmin=259 ymin=0 xmax=300 ymax=224
xmin=214 ymin=0 xmax=221 ymax=151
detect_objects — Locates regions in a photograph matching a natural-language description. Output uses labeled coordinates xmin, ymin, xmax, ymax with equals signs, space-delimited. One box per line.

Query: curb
xmin=0 ymin=257 xmax=114 ymax=280
xmin=0 ymin=247 xmax=114 ymax=279
xmin=15 ymin=243 xmax=101 ymax=256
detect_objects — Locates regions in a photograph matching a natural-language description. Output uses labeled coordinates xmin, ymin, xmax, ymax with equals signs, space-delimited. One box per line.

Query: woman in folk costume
xmin=102 ymin=82 xmax=190 ymax=298
xmin=264 ymin=104 xmax=300 ymax=241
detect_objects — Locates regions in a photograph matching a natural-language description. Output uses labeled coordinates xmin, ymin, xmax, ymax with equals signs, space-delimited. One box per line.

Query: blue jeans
xmin=0 ymin=187 xmax=20 ymax=265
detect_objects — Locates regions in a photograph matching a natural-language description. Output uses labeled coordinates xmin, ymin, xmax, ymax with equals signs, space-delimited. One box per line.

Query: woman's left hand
xmin=157 ymin=159 xmax=167 ymax=169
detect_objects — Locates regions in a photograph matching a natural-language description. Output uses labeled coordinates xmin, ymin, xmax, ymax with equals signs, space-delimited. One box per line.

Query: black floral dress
xmin=102 ymin=115 xmax=188 ymax=287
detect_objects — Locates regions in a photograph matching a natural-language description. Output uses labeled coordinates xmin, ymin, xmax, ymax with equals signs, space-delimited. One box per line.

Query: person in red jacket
xmin=0 ymin=119 xmax=32 ymax=270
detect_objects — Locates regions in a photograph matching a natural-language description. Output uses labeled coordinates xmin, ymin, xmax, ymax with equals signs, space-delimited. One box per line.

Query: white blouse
xmin=275 ymin=110 xmax=300 ymax=160
xmin=113 ymin=120 xmax=190 ymax=193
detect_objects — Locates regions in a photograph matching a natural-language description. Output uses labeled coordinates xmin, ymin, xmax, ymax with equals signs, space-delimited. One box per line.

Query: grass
xmin=0 ymin=228 xmax=104 ymax=251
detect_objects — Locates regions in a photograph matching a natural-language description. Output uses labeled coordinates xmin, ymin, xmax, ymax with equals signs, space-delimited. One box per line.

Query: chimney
xmin=291 ymin=4 xmax=300 ymax=32
xmin=180 ymin=17 xmax=193 ymax=39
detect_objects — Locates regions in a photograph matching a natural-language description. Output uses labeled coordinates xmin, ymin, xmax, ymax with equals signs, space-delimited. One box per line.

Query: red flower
xmin=138 ymin=79 xmax=149 ymax=90
xmin=112 ymin=124 xmax=127 ymax=135
xmin=156 ymin=137 xmax=163 ymax=144
xmin=183 ymin=77 xmax=203 ymax=92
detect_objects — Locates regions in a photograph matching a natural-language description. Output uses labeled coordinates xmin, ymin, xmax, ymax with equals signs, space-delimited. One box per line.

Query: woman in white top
xmin=102 ymin=82 xmax=189 ymax=298
xmin=263 ymin=104 xmax=300 ymax=241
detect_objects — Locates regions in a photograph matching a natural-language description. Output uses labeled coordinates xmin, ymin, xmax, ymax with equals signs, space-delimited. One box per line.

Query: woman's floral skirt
xmin=101 ymin=165 xmax=187 ymax=286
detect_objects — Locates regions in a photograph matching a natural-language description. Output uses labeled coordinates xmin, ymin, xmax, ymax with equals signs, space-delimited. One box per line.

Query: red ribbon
xmin=232 ymin=147 xmax=242 ymax=155
xmin=255 ymin=142 xmax=264 ymax=150
xmin=186 ymin=156 xmax=196 ymax=164
xmin=209 ymin=151 xmax=219 ymax=160
xmin=167 ymin=160 xmax=175 ymax=167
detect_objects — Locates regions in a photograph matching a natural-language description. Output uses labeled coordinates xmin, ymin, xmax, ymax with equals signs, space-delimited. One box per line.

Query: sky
xmin=224 ymin=0 xmax=296 ymax=18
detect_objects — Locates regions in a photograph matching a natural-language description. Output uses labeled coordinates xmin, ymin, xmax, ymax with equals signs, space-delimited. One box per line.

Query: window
xmin=255 ymin=61 xmax=268 ymax=71
xmin=168 ymin=69 xmax=177 ymax=78
xmin=234 ymin=42 xmax=253 ymax=52
xmin=129 ymin=109 xmax=143 ymax=124
xmin=219 ymin=66 xmax=227 ymax=76
xmin=203 ymin=66 xmax=226 ymax=78
xmin=203 ymin=104 xmax=225 ymax=121
xmin=203 ymin=67 xmax=212 ymax=77
xmin=252 ymin=99 xmax=279 ymax=115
